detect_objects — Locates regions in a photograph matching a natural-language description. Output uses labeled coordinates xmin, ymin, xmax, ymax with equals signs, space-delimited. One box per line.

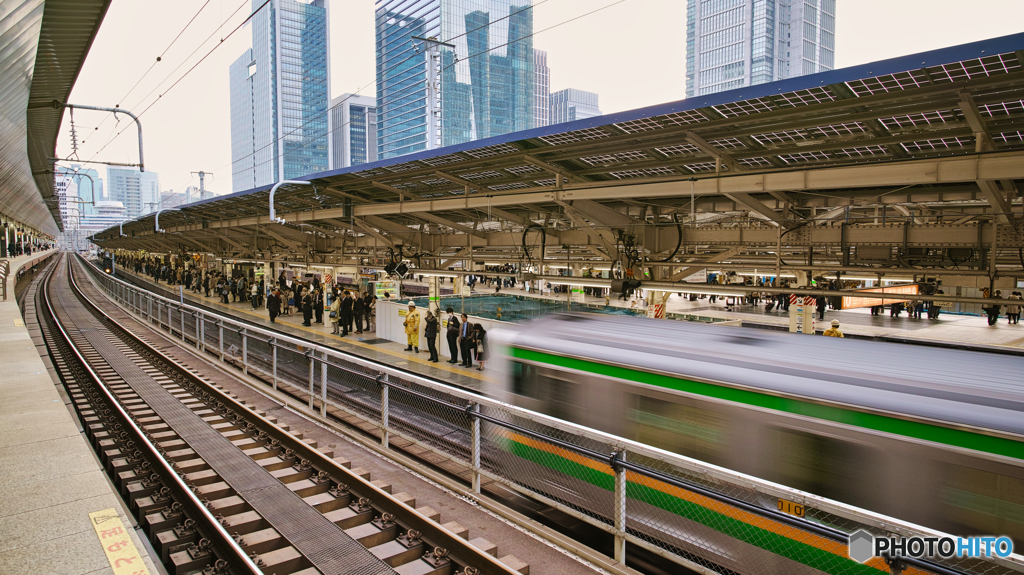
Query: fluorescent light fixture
xmin=310 ymin=265 xmax=335 ymax=270
xmin=842 ymin=275 xmax=912 ymax=281
xmin=546 ymin=280 xmax=609 ymax=288
xmin=414 ymin=271 xmax=458 ymax=277
xmin=730 ymin=272 xmax=797 ymax=278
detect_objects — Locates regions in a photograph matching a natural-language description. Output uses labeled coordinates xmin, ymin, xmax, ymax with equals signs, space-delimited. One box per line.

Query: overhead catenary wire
xmin=88 ymin=0 xmax=219 ymax=138
xmin=85 ymin=0 xmax=255 ymax=163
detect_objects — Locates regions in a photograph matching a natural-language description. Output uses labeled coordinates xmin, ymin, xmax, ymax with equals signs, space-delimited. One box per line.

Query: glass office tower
xmin=330 ymin=94 xmax=379 ymax=168
xmin=375 ymin=0 xmax=534 ymax=160
xmin=685 ymin=0 xmax=835 ymax=97
xmin=230 ymin=0 xmax=331 ymax=192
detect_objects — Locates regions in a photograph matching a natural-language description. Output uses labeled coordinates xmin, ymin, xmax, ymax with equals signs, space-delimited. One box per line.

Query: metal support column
xmin=242 ymin=331 xmax=248 ymax=375
xmin=272 ymin=340 xmax=278 ymax=390
xmin=612 ymin=450 xmax=627 ymax=564
xmin=320 ymin=352 xmax=328 ymax=417
xmin=308 ymin=352 xmax=315 ymax=410
xmin=218 ymin=323 xmax=224 ymax=361
xmin=470 ymin=403 xmax=481 ymax=494
xmin=380 ymin=374 xmax=390 ymax=448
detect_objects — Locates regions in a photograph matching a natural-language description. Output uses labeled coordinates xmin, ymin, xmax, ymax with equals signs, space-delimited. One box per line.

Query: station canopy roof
xmin=95 ymin=31 xmax=1024 ymax=243
xmin=0 ymin=0 xmax=111 ymax=235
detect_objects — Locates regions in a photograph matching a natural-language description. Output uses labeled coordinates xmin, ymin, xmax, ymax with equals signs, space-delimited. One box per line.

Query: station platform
xmin=0 ymin=251 xmax=160 ymax=575
xmin=114 ymin=268 xmax=491 ymax=392
xmin=449 ymin=282 xmax=1024 ymax=351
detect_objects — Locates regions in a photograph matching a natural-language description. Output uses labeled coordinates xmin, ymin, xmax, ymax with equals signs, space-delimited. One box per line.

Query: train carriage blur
xmin=488 ymin=314 xmax=1024 ymax=568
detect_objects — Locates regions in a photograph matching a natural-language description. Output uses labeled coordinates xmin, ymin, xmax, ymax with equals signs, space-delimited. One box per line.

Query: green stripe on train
xmin=506 ymin=439 xmax=879 ymax=575
xmin=509 ymin=347 xmax=1024 ymax=461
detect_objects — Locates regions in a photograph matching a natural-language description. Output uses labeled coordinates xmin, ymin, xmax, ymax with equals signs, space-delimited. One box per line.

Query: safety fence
xmin=79 ymin=256 xmax=1022 ymax=575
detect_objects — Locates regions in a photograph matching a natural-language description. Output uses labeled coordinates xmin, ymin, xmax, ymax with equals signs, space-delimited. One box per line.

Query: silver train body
xmin=487 ymin=314 xmax=1024 ymax=571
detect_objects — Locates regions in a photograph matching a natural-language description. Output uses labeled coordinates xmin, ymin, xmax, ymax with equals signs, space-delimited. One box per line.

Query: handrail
xmin=77 ymin=255 xmax=1017 ymax=575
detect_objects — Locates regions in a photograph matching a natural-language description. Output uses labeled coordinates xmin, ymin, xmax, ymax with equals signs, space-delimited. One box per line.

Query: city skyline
xmin=55 ymin=1 xmax=1024 ymax=207
xmin=229 ymin=0 xmax=332 ymax=192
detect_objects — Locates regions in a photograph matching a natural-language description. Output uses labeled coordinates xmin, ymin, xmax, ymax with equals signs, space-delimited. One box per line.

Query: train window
xmin=510 ymin=361 xmax=540 ymax=399
xmin=543 ymin=372 xmax=582 ymax=421
xmin=627 ymin=394 xmax=727 ymax=465
xmin=770 ymin=428 xmax=872 ymax=508
xmin=940 ymin=465 xmax=1024 ymax=547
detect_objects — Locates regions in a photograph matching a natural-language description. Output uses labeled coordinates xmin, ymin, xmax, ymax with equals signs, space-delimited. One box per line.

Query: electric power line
xmin=89 ymin=0 xmax=219 ymax=138
xmin=84 ymin=0 xmax=254 ymax=162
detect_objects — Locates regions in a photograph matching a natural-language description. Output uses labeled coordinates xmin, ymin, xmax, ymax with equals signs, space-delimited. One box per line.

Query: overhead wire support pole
xmin=269 ymin=180 xmax=311 ymax=224
xmin=411 ymin=35 xmax=454 ymax=150
xmin=155 ymin=208 xmax=178 ymax=233
xmin=41 ymin=101 xmax=145 ymax=171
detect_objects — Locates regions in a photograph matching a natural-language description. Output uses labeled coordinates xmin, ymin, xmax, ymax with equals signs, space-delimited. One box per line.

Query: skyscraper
xmin=106 ymin=167 xmax=160 ymax=218
xmin=533 ymin=49 xmax=550 ymax=128
xmin=549 ymin=88 xmax=601 ymax=124
xmin=230 ymin=0 xmax=331 ymax=193
xmin=330 ymin=94 xmax=378 ymax=169
xmin=375 ymin=0 xmax=535 ymax=160
xmin=685 ymin=0 xmax=835 ymax=97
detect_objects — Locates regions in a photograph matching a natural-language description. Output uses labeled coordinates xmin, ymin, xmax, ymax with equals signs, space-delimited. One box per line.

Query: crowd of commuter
xmin=5 ymin=238 xmax=52 ymax=257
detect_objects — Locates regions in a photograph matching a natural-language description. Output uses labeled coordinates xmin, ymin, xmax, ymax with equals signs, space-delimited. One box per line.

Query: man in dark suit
xmin=340 ymin=291 xmax=354 ymax=336
xmin=353 ymin=293 xmax=366 ymax=334
xmin=445 ymin=307 xmax=461 ymax=364
xmin=267 ymin=290 xmax=281 ymax=323
xmin=458 ymin=313 xmax=473 ymax=368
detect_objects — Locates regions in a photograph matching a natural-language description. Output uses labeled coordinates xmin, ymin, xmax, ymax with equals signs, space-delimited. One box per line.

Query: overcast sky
xmin=57 ymin=0 xmax=1024 ymax=197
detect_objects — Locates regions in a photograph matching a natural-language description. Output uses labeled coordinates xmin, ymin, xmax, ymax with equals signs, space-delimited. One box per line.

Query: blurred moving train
xmin=490 ymin=315 xmax=1023 ymax=566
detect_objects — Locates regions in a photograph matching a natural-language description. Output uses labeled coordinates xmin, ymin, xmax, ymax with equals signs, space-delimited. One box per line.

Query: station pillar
xmin=789 ymin=295 xmax=816 ymax=334
xmin=646 ymin=291 xmax=670 ymax=318
xmin=428 ymin=275 xmax=440 ymax=316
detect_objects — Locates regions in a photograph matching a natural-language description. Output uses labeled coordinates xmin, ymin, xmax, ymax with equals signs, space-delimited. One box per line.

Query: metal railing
xmin=79 ymin=256 xmax=1023 ymax=575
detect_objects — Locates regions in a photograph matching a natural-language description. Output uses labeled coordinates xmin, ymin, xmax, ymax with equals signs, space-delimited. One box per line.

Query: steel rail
xmin=67 ymin=256 xmax=520 ymax=575
xmin=44 ymin=256 xmax=262 ymax=575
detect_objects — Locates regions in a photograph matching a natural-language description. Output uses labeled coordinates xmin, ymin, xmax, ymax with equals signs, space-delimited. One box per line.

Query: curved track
xmin=38 ymin=253 xmax=518 ymax=575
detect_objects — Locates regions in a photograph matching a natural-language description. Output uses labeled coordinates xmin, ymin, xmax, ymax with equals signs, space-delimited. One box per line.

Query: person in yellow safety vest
xmin=403 ymin=301 xmax=421 ymax=353
xmin=823 ymin=319 xmax=844 ymax=338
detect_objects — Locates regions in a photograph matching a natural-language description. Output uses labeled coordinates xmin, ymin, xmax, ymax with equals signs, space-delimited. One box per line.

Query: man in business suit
xmin=458 ymin=313 xmax=473 ymax=368
xmin=445 ymin=307 xmax=461 ymax=364
xmin=340 ymin=291 xmax=354 ymax=336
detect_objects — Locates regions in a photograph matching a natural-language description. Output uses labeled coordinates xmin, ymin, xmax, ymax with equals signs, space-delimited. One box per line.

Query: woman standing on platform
xmin=251 ymin=282 xmax=259 ymax=309
xmin=330 ymin=291 xmax=341 ymax=334
xmin=472 ymin=324 xmax=488 ymax=371
xmin=367 ymin=295 xmax=377 ymax=332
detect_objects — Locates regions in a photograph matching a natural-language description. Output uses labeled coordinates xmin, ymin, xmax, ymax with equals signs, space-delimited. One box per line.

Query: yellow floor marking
xmin=122 ymin=271 xmax=489 ymax=383
xmin=88 ymin=508 xmax=151 ymax=575
xmin=14 ymin=318 xmax=23 ymax=326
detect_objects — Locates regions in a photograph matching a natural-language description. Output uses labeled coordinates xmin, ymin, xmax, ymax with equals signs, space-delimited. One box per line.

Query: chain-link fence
xmin=81 ymin=258 xmax=1024 ymax=575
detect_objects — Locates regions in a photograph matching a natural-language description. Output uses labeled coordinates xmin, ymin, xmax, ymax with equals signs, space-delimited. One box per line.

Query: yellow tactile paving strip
xmin=88 ymin=508 xmax=151 ymax=575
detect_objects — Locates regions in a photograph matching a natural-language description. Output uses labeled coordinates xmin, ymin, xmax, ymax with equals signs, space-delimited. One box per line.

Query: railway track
xmin=90 ymin=260 xmax=687 ymax=575
xmin=36 ymin=253 xmax=524 ymax=575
